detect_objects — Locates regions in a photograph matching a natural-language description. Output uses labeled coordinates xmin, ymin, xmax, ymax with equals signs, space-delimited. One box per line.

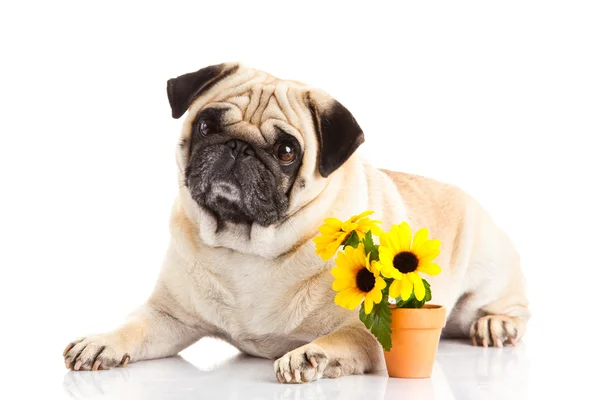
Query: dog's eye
xmin=197 ymin=119 xmax=217 ymax=136
xmin=274 ymin=141 xmax=297 ymax=164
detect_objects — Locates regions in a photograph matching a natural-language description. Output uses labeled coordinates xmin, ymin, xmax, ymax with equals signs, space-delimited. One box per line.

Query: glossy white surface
xmin=51 ymin=336 xmax=586 ymax=400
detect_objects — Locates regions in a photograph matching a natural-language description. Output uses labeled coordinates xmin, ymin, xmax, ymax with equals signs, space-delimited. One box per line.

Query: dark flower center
xmin=393 ymin=251 xmax=419 ymax=273
xmin=356 ymin=268 xmax=376 ymax=293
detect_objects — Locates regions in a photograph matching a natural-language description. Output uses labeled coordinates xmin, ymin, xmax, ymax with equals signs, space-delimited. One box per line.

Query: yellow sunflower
xmin=331 ymin=243 xmax=387 ymax=314
xmin=313 ymin=210 xmax=383 ymax=261
xmin=377 ymin=222 xmax=441 ymax=301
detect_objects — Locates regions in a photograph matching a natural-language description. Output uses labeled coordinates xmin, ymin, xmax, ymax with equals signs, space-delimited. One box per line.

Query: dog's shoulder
xmin=379 ymin=169 xmax=467 ymax=209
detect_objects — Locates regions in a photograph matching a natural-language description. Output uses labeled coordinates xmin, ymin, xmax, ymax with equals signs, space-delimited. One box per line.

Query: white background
xmin=1 ymin=1 xmax=599 ymax=398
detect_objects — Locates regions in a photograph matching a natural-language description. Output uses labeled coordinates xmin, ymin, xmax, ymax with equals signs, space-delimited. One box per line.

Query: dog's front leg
xmin=274 ymin=322 xmax=384 ymax=384
xmin=63 ymin=299 xmax=205 ymax=371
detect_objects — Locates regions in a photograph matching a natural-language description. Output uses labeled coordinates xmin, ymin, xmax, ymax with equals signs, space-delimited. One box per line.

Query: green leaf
xmin=360 ymin=299 xmax=392 ymax=351
xmin=362 ymin=230 xmax=380 ymax=261
xmin=342 ymin=231 xmax=360 ymax=248
xmin=423 ymin=279 xmax=432 ymax=303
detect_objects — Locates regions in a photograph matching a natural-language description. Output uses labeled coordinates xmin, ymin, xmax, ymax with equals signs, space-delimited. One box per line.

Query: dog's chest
xmin=190 ymin=249 xmax=321 ymax=342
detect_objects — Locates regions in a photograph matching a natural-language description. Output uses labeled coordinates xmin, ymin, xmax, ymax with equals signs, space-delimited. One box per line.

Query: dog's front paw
xmin=274 ymin=344 xmax=329 ymax=384
xmin=470 ymin=315 xmax=518 ymax=347
xmin=63 ymin=335 xmax=130 ymax=371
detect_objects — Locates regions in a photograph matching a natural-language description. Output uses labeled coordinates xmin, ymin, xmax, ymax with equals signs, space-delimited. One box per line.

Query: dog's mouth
xmin=201 ymin=178 xmax=254 ymax=225
xmin=208 ymin=181 xmax=242 ymax=204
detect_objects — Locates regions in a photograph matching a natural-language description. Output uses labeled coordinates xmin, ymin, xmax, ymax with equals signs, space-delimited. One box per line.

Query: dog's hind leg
xmin=444 ymin=220 xmax=531 ymax=348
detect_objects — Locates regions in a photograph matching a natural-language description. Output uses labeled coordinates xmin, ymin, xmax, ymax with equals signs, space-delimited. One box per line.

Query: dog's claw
xmin=64 ymin=336 xmax=129 ymax=371
xmin=470 ymin=316 xmax=519 ymax=349
xmin=63 ymin=343 xmax=75 ymax=357
xmin=120 ymin=355 xmax=130 ymax=367
xmin=274 ymin=343 xmax=329 ymax=384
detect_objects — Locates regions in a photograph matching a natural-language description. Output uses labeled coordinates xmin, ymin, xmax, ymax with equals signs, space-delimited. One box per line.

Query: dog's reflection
xmin=63 ymin=355 xmax=210 ymax=400
xmin=63 ymin=339 xmax=528 ymax=400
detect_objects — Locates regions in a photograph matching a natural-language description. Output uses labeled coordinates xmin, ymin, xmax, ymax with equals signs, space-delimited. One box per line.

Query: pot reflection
xmin=436 ymin=339 xmax=530 ymax=399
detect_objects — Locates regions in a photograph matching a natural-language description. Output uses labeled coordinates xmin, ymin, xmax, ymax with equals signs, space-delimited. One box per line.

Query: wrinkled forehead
xmin=182 ymin=69 xmax=314 ymax=146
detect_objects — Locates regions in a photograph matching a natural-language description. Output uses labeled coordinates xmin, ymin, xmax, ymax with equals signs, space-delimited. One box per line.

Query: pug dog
xmin=63 ymin=62 xmax=530 ymax=383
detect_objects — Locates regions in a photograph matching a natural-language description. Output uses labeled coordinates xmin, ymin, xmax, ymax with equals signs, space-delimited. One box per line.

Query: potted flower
xmin=313 ymin=211 xmax=446 ymax=379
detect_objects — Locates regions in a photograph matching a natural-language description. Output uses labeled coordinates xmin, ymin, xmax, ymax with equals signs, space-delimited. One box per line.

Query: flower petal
xmin=409 ymin=272 xmax=425 ymax=301
xmin=419 ymin=249 xmax=441 ymax=263
xmin=381 ymin=264 xmax=401 ymax=280
xmin=389 ymin=279 xmax=401 ymax=298
xmin=378 ymin=261 xmax=396 ymax=279
xmin=349 ymin=243 xmax=365 ymax=267
xmin=378 ymin=245 xmax=393 ymax=260
xmin=368 ymin=225 xmax=383 ymax=236
xmin=319 ymin=224 xmax=341 ymax=235
xmin=411 ymin=228 xmax=429 ymax=253
xmin=387 ymin=226 xmax=402 ymax=253
xmin=357 ymin=218 xmax=382 ymax=232
xmin=335 ymin=289 xmax=356 ymax=308
xmin=417 ymin=262 xmax=441 ymax=276
xmin=331 ymin=266 xmax=353 ymax=280
xmin=379 ymin=233 xmax=390 ymax=251
xmin=323 ymin=218 xmax=342 ymax=229
xmin=366 ymin=260 xmax=378 ymax=274
xmin=348 ymin=291 xmax=365 ymax=310
xmin=365 ymin=254 xmax=372 ymax=270
xmin=318 ymin=248 xmax=337 ymax=261
xmin=341 ymin=221 xmax=358 ymax=233
xmin=334 ymin=251 xmax=350 ymax=268
xmin=332 ymin=278 xmax=354 ymax=291
xmin=397 ymin=222 xmax=412 ymax=252
xmin=399 ymin=275 xmax=414 ymax=301
xmin=414 ymin=239 xmax=441 ymax=260
xmin=375 ymin=276 xmax=387 ymax=291
xmin=364 ymin=296 xmax=374 ymax=314
xmin=370 ymin=286 xmax=383 ymax=304
xmin=354 ymin=210 xmax=375 ymax=221
xmin=316 ymin=235 xmax=345 ymax=260
xmin=313 ymin=236 xmax=333 ymax=249
xmin=372 ymin=263 xmax=382 ymax=277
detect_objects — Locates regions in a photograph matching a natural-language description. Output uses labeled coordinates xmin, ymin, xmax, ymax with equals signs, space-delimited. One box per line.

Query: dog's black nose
xmin=226 ymin=139 xmax=255 ymax=157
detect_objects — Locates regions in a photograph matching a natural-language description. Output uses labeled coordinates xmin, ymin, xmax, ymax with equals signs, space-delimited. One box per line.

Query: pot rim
xmin=389 ymin=303 xmax=444 ymax=310
xmin=388 ymin=304 xmax=447 ymax=329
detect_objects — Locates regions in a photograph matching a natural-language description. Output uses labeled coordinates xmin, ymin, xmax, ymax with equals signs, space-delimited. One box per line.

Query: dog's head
xmin=168 ymin=62 xmax=364 ymax=228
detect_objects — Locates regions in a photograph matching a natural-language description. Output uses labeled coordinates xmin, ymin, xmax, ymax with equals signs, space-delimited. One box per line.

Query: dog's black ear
xmin=167 ymin=63 xmax=239 ymax=119
xmin=307 ymin=92 xmax=365 ymax=177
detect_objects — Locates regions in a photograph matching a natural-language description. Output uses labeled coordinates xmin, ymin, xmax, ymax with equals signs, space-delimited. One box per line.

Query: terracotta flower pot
xmin=384 ymin=304 xmax=446 ymax=378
